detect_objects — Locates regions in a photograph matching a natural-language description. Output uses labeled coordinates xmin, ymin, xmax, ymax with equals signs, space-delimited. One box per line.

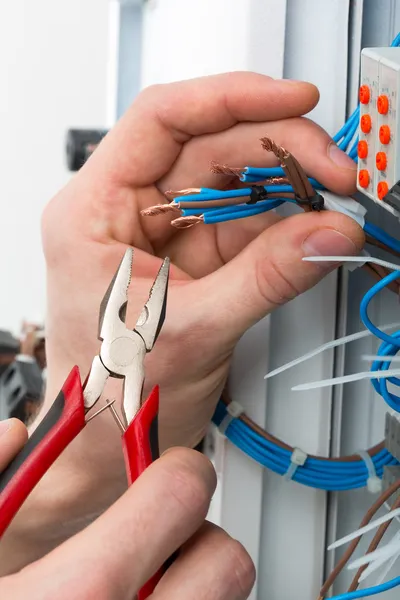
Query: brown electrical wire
xmin=318 ymin=480 xmax=400 ymax=599
xmin=347 ymin=493 xmax=400 ymax=592
xmin=260 ymin=137 xmax=316 ymax=211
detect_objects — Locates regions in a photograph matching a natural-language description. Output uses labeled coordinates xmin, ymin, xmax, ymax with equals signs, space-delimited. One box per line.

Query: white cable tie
xmin=292 ymin=368 xmax=400 ymax=392
xmin=357 ymin=450 xmax=382 ymax=494
xmin=375 ymin=536 xmax=400 ymax=585
xmin=264 ymin=322 xmax=400 ymax=380
xmin=328 ymin=507 xmax=400 ymax=551
xmin=362 ymin=355 xmax=400 ymax=363
xmin=359 ymin=530 xmax=400 ymax=583
xmin=218 ymin=400 xmax=245 ymax=435
xmin=345 ymin=250 xmax=371 ymax=272
xmin=284 ymin=447 xmax=307 ymax=481
xmin=348 ymin=534 xmax=400 ymax=571
xmin=303 ymin=255 xmax=400 ymax=271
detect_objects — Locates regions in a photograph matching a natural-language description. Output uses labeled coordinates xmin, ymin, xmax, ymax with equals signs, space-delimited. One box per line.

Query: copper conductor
xmin=165 ymin=188 xmax=202 ymax=200
xmin=171 ymin=215 xmax=203 ymax=229
xmin=265 ymin=176 xmax=290 ymax=185
xmin=260 ymin=137 xmax=289 ymax=162
xmin=141 ymin=204 xmax=180 ymax=217
xmin=210 ymin=161 xmax=243 ymax=177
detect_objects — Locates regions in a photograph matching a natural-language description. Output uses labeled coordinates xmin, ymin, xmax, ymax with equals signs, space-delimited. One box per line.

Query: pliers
xmin=0 ymin=248 xmax=170 ymax=599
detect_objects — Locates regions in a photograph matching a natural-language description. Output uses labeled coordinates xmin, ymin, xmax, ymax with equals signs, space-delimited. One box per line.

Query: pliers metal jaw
xmin=84 ymin=248 xmax=170 ymax=427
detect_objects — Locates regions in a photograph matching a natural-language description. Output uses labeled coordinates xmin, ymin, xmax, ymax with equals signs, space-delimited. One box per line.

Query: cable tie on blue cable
xmin=247 ymin=185 xmax=269 ymax=205
xmin=358 ymin=449 xmax=382 ymax=493
xmin=218 ymin=400 xmax=245 ymax=435
xmin=284 ymin=447 xmax=308 ymax=481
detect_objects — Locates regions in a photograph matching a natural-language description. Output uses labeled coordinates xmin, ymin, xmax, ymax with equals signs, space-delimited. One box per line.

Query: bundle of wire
xmin=139 ymin=32 xmax=400 ymax=497
xmin=140 ymin=33 xmax=400 ymax=599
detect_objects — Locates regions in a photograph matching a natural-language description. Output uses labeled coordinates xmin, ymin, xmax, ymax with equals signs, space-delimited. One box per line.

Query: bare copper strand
xmin=165 ymin=188 xmax=202 ymax=200
xmin=260 ymin=137 xmax=290 ymax=162
xmin=265 ymin=176 xmax=290 ymax=185
xmin=140 ymin=204 xmax=180 ymax=217
xmin=210 ymin=161 xmax=243 ymax=177
xmin=171 ymin=215 xmax=203 ymax=229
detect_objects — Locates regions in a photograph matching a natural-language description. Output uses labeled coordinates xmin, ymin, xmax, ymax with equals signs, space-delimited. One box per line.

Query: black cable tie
xmin=295 ymin=192 xmax=324 ymax=212
xmin=247 ymin=185 xmax=269 ymax=205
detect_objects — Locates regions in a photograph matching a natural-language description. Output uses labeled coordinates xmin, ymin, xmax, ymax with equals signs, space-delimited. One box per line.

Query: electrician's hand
xmin=0 ymin=73 xmax=364 ymax=570
xmin=0 ymin=421 xmax=254 ymax=600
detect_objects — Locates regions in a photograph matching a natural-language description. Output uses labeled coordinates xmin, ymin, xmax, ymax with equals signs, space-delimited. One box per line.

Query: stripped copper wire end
xmin=165 ymin=188 xmax=202 ymax=200
xmin=265 ymin=176 xmax=290 ymax=185
xmin=171 ymin=215 xmax=203 ymax=229
xmin=210 ymin=161 xmax=243 ymax=177
xmin=260 ymin=137 xmax=289 ymax=162
xmin=140 ymin=203 xmax=180 ymax=217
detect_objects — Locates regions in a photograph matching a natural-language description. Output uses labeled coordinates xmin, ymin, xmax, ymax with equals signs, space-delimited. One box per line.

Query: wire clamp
xmin=295 ymin=192 xmax=324 ymax=212
xmin=247 ymin=185 xmax=269 ymax=205
xmin=358 ymin=449 xmax=382 ymax=493
xmin=218 ymin=400 xmax=245 ymax=435
xmin=284 ymin=447 xmax=308 ymax=481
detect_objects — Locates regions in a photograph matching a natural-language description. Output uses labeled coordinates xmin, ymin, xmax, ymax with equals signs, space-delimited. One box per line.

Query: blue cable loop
xmin=329 ymin=576 xmax=400 ymax=599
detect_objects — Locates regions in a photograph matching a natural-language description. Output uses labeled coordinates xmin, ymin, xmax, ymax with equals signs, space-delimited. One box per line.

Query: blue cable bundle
xmin=212 ymin=401 xmax=397 ymax=491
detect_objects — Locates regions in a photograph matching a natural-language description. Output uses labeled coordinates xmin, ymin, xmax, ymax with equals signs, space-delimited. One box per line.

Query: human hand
xmin=0 ymin=421 xmax=254 ymax=600
xmin=3 ymin=73 xmax=364 ymax=563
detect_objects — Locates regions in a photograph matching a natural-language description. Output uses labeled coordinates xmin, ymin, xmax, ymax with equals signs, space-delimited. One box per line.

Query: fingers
xmin=85 ymin=73 xmax=319 ymax=189
xmin=153 ymin=522 xmax=255 ymax=600
xmin=191 ymin=210 xmax=365 ymax=346
xmin=0 ymin=419 xmax=28 ymax=471
xmin=160 ymin=118 xmax=357 ymax=198
xmin=5 ymin=449 xmax=216 ymax=600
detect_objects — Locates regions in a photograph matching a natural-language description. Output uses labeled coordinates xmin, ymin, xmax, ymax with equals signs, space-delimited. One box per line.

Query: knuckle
xmin=255 ymin=256 xmax=301 ymax=308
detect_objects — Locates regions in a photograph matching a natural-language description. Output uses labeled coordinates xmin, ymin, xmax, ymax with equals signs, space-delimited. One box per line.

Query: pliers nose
xmin=84 ymin=248 xmax=170 ymax=427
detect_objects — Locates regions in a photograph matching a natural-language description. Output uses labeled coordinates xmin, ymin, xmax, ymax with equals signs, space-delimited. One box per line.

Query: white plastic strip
xmin=303 ymin=255 xmax=400 ymax=271
xmin=218 ymin=400 xmax=245 ymax=435
xmin=357 ymin=450 xmax=382 ymax=493
xmin=359 ymin=531 xmax=400 ymax=583
xmin=264 ymin=322 xmax=400 ymax=380
xmin=292 ymin=368 xmax=400 ymax=391
xmin=347 ymin=536 xmax=400 ymax=571
xmin=284 ymin=447 xmax=308 ymax=481
xmin=362 ymin=355 xmax=400 ymax=362
xmin=375 ymin=542 xmax=400 ymax=585
xmin=328 ymin=508 xmax=400 ymax=551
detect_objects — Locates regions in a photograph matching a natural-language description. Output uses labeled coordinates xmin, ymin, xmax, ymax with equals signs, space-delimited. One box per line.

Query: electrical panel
xmin=357 ymin=47 xmax=400 ymax=216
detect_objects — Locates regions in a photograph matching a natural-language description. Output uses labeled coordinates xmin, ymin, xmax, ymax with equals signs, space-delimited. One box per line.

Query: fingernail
xmin=302 ymin=229 xmax=358 ymax=269
xmin=0 ymin=419 xmax=13 ymax=438
xmin=328 ymin=142 xmax=357 ymax=170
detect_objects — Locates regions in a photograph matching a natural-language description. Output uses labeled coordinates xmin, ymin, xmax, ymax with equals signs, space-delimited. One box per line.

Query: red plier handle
xmin=122 ymin=385 xmax=169 ymax=600
xmin=0 ymin=367 xmax=85 ymax=537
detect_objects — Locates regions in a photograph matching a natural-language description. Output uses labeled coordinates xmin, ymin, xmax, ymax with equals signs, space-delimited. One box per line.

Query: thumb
xmin=195 ymin=210 xmax=365 ymax=345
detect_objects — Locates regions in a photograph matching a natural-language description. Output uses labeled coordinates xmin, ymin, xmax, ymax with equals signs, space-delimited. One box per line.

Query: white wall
xmin=0 ymin=0 xmax=110 ymax=333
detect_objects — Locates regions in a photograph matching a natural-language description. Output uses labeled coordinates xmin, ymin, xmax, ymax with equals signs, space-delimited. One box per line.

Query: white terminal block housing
xmin=357 ymin=47 xmax=400 ymax=217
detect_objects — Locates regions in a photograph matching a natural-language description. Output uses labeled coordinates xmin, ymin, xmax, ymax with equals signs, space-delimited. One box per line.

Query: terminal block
xmin=357 ymin=47 xmax=400 ymax=217
xmin=383 ymin=465 xmax=400 ymax=508
xmin=385 ymin=411 xmax=400 ymax=461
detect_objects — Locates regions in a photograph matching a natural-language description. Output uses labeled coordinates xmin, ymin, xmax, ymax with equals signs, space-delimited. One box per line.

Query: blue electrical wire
xmin=329 ymin=576 xmax=400 ymax=599
xmin=363 ymin=222 xmax=400 ymax=254
xmin=211 ymin=401 xmax=397 ymax=491
xmin=360 ymin=271 xmax=400 ymax=347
